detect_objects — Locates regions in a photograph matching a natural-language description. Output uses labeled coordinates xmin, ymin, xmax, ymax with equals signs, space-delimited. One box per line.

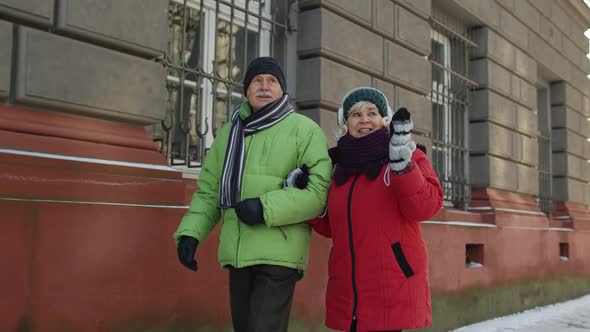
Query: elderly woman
xmin=308 ymin=87 xmax=443 ymax=332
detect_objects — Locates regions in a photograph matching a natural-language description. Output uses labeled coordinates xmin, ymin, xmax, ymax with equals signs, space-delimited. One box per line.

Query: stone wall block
xmin=295 ymin=57 xmax=322 ymax=103
xmin=511 ymin=75 xmax=521 ymax=104
xmin=469 ymin=155 xmax=491 ymax=187
xmin=472 ymin=28 xmax=516 ymax=71
xmin=513 ymin=0 xmax=540 ymax=32
xmin=299 ymin=108 xmax=339 ymax=147
xmin=498 ymin=38 xmax=517 ymax=73
xmin=395 ymin=87 xmax=430 ymax=134
xmin=469 ymin=122 xmax=490 ymax=154
xmin=571 ymin=178 xmax=588 ymax=204
xmin=325 ymin=0 xmax=372 ymax=24
xmin=512 ymin=132 xmax=523 ymax=162
xmin=569 ymin=68 xmax=589 ymax=95
xmin=569 ymin=18 xmax=589 ymax=51
xmin=0 ymin=0 xmax=53 ymax=27
xmin=385 ymin=40 xmax=430 ymax=93
xmin=551 ymin=82 xmax=566 ymax=106
xmin=13 ymin=27 xmax=166 ymax=125
xmin=458 ymin=0 xmax=501 ymax=30
xmin=469 ymin=89 xmax=489 ymax=122
xmin=499 ymin=9 xmax=528 ymax=49
xmin=470 ymin=155 xmax=519 ymax=191
xmin=580 ymin=52 xmax=590 ymax=74
xmin=297 ymin=57 xmax=372 ymax=107
xmin=551 ymin=128 xmax=568 ymax=153
xmin=529 ymin=32 xmax=569 ymax=82
xmin=489 ymin=123 xmax=513 ymax=158
xmin=470 ymin=28 xmax=488 ymax=59
xmin=551 ymin=82 xmax=583 ymax=112
xmin=551 ymin=105 xmax=567 ymax=128
xmin=298 ymin=9 xmax=321 ymax=52
xmin=552 ymin=152 xmax=568 ymax=176
xmin=551 ymin=128 xmax=586 ymax=158
xmin=396 ymin=5 xmax=430 ymax=54
xmin=322 ymin=9 xmax=383 ymax=72
xmin=562 ymin=37 xmax=584 ymax=71
xmin=321 ymin=59 xmax=373 ymax=106
xmin=517 ymin=163 xmax=538 ymax=195
xmin=398 ymin=0 xmax=431 ymax=18
xmin=552 ymin=176 xmax=568 ymax=202
xmin=527 ymin=84 xmax=536 ymax=109
xmin=538 ymin=15 xmax=562 ymax=50
xmin=0 ymin=20 xmax=11 ymax=100
xmin=373 ymin=78 xmax=395 ymax=109
xmin=55 ymin=0 xmax=167 ymax=58
xmin=516 ymin=106 xmax=537 ymax=137
xmin=470 ymin=89 xmax=517 ymax=128
xmin=521 ymin=135 xmax=538 ymax=166
xmin=490 ymin=155 xmax=518 ymax=191
xmin=470 ymin=59 xmax=511 ymax=97
xmin=551 ymin=3 xmax=571 ymax=37
xmin=509 ymin=75 xmax=535 ymax=109
xmin=551 ymin=106 xmax=589 ymax=136
xmin=514 ymin=49 xmax=536 ymax=82
xmin=567 ymin=154 xmax=589 ymax=181
xmin=374 ymin=0 xmax=395 ymax=37
xmin=496 ymin=0 xmax=515 ymax=11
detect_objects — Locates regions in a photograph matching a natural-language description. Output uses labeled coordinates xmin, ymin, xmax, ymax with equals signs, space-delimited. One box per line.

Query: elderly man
xmin=174 ymin=56 xmax=332 ymax=332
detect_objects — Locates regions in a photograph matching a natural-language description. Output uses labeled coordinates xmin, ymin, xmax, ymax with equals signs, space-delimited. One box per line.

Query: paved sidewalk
xmin=452 ymin=294 xmax=590 ymax=331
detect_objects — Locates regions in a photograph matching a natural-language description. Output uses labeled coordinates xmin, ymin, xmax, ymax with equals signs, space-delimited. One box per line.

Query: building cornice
xmin=563 ymin=0 xmax=590 ymax=28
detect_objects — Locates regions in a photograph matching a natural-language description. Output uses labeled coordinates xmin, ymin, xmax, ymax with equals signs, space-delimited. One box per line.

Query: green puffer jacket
xmin=173 ymin=102 xmax=332 ymax=272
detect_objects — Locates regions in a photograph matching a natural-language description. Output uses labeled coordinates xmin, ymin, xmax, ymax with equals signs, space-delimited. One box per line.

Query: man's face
xmin=246 ymin=74 xmax=283 ymax=111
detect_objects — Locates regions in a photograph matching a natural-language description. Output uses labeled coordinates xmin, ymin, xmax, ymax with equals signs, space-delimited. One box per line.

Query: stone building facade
xmin=1 ymin=0 xmax=589 ymax=331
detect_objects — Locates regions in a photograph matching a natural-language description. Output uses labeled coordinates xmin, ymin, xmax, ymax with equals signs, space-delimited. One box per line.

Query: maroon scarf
xmin=329 ymin=128 xmax=390 ymax=185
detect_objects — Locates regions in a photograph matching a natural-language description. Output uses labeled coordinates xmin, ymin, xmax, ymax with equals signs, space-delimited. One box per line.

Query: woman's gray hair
xmin=334 ymin=101 xmax=391 ymax=139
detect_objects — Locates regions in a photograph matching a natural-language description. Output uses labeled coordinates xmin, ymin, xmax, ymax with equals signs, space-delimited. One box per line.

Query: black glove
xmin=283 ymin=164 xmax=310 ymax=189
xmin=177 ymin=236 xmax=199 ymax=271
xmin=235 ymin=198 xmax=265 ymax=226
xmin=417 ymin=144 xmax=427 ymax=154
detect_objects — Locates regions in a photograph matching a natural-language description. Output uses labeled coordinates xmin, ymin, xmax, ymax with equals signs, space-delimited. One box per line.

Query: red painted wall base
xmin=2 ymin=106 xmax=590 ymax=331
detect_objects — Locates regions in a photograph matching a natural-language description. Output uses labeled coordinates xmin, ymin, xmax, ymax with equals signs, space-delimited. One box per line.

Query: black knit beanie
xmin=243 ymin=57 xmax=286 ymax=96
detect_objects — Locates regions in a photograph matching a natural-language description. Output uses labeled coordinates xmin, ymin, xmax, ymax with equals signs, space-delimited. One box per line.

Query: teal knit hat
xmin=337 ymin=87 xmax=393 ymax=127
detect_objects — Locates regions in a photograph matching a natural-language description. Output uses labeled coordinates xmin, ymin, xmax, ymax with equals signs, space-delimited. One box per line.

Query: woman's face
xmin=347 ymin=103 xmax=385 ymax=138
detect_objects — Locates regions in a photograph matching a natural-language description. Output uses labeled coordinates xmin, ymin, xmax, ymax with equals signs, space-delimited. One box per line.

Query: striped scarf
xmin=220 ymin=94 xmax=293 ymax=208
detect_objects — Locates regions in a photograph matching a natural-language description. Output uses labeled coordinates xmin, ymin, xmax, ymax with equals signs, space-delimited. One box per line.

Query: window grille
xmin=148 ymin=0 xmax=291 ymax=168
xmin=536 ymin=85 xmax=553 ymax=215
xmin=429 ymin=18 xmax=477 ymax=208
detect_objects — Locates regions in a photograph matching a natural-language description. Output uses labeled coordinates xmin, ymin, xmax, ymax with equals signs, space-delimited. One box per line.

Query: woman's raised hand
xmin=388 ymin=108 xmax=416 ymax=171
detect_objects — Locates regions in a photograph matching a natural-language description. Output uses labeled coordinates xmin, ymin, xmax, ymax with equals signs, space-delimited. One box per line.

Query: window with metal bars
xmin=536 ymin=84 xmax=553 ymax=215
xmin=148 ymin=0 xmax=291 ymax=168
xmin=429 ymin=19 xmax=476 ymax=208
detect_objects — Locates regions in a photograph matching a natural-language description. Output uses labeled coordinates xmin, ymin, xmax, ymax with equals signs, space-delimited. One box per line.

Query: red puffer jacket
xmin=309 ymin=149 xmax=443 ymax=332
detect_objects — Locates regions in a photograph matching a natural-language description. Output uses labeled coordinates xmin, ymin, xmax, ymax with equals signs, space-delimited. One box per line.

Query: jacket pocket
xmin=392 ymin=242 xmax=414 ymax=278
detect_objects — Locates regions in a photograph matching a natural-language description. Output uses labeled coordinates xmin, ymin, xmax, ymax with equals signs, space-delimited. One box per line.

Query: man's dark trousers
xmin=228 ymin=264 xmax=299 ymax=332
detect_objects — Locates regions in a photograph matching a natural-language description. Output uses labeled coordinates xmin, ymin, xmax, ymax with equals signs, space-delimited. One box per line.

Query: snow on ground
xmin=452 ymin=294 xmax=590 ymax=331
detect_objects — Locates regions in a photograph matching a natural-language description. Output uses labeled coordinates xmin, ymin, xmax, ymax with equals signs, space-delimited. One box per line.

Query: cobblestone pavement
xmin=453 ymin=294 xmax=590 ymax=331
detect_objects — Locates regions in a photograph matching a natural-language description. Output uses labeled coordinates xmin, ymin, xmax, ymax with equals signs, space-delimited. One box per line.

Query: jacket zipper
xmin=235 ymin=133 xmax=256 ymax=267
xmin=347 ymin=174 xmax=360 ymax=330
